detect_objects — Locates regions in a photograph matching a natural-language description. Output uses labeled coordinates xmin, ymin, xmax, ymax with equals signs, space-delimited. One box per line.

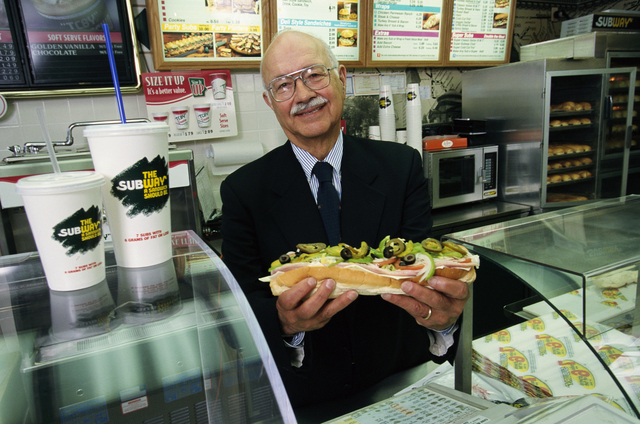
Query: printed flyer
xmin=371 ymin=0 xmax=443 ymax=62
xmin=276 ymin=0 xmax=361 ymax=62
xmin=142 ymin=70 xmax=238 ymax=142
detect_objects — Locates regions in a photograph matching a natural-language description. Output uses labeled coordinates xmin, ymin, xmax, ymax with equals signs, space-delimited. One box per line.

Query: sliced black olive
xmin=383 ymin=245 xmax=395 ymax=258
xmin=340 ymin=248 xmax=353 ymax=260
xmin=296 ymin=242 xmax=327 ymax=254
xmin=279 ymin=254 xmax=291 ymax=264
xmin=403 ymin=254 xmax=416 ymax=265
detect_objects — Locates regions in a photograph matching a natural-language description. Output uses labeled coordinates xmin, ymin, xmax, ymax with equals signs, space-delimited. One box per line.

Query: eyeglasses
xmin=268 ymin=64 xmax=337 ymax=102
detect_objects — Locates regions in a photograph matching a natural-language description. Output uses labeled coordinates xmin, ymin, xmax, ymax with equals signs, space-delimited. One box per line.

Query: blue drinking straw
xmin=102 ymin=23 xmax=126 ymax=124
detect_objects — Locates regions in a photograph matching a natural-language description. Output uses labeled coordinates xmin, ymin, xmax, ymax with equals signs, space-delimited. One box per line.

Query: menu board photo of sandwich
xmin=274 ymin=0 xmax=364 ymax=65
xmin=147 ymin=0 xmax=266 ymax=70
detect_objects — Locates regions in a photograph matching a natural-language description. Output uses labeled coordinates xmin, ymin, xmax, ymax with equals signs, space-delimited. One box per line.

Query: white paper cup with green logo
xmin=84 ymin=122 xmax=172 ymax=268
xmin=16 ymin=171 xmax=106 ymax=291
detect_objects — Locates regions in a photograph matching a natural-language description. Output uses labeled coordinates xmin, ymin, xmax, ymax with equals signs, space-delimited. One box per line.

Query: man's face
xmin=262 ymin=33 xmax=347 ymax=146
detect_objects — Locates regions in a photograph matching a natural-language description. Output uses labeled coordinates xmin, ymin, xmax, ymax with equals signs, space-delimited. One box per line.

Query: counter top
xmin=0 ymin=148 xmax=193 ymax=178
xmin=432 ymin=201 xmax=531 ymax=238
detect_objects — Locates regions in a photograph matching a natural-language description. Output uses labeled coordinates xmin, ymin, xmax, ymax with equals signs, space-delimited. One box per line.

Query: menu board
xmin=0 ymin=2 xmax=27 ymax=88
xmin=447 ymin=0 xmax=514 ymax=64
xmin=147 ymin=0 xmax=267 ymax=70
xmin=273 ymin=0 xmax=365 ymax=66
xmin=368 ymin=0 xmax=444 ymax=66
xmin=1 ymin=0 xmax=140 ymax=96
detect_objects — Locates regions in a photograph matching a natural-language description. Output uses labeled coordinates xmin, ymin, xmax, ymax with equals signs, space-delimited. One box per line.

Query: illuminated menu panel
xmin=370 ymin=0 xmax=443 ymax=63
xmin=276 ymin=0 xmax=362 ymax=63
xmin=448 ymin=0 xmax=511 ymax=62
xmin=0 ymin=2 xmax=26 ymax=87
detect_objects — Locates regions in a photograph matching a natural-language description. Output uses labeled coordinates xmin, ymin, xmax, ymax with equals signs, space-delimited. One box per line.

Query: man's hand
xmin=382 ymin=276 xmax=470 ymax=331
xmin=277 ymin=277 xmax=358 ymax=335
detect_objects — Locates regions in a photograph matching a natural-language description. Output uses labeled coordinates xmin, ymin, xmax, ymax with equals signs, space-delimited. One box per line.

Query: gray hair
xmin=260 ymin=29 xmax=340 ymax=91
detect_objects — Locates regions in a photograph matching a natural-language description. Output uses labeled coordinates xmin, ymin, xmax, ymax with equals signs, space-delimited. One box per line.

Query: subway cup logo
xmin=52 ymin=205 xmax=102 ymax=255
xmin=499 ymin=346 xmax=529 ymax=372
xmin=111 ymin=156 xmax=169 ymax=217
xmin=558 ymin=360 xmax=596 ymax=389
xmin=536 ymin=334 xmax=567 ymax=357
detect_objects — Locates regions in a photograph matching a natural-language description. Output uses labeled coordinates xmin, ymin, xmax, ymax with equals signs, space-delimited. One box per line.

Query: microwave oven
xmin=423 ymin=145 xmax=498 ymax=209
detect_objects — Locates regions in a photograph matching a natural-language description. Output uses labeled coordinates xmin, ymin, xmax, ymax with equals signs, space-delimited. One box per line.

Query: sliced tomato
xmin=373 ymin=258 xmax=396 ymax=267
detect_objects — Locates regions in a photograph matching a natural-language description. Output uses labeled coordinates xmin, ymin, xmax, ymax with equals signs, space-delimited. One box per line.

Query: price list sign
xmin=0 ymin=2 xmax=26 ymax=87
xmin=370 ymin=0 xmax=443 ymax=65
xmin=448 ymin=0 xmax=513 ymax=64
xmin=148 ymin=0 xmax=265 ymax=70
xmin=276 ymin=0 xmax=362 ymax=64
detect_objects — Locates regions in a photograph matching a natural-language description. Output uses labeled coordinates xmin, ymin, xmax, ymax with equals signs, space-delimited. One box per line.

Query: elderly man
xmin=220 ymin=29 xmax=469 ymax=408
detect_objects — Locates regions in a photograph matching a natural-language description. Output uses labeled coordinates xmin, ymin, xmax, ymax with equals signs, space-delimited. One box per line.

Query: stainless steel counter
xmin=432 ymin=201 xmax=531 ymax=239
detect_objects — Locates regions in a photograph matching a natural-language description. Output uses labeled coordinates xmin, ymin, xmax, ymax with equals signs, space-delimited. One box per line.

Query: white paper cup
xmin=171 ymin=106 xmax=189 ymax=129
xmin=368 ymin=125 xmax=381 ymax=140
xmin=16 ymin=171 xmax=106 ymax=291
xmin=194 ymin=103 xmax=212 ymax=128
xmin=84 ymin=122 xmax=172 ymax=268
xmin=152 ymin=111 xmax=169 ymax=123
xmin=116 ymin=259 xmax=181 ymax=324
xmin=210 ymin=73 xmax=227 ymax=100
xmin=49 ymin=279 xmax=117 ymax=340
xmin=396 ymin=130 xmax=407 ymax=144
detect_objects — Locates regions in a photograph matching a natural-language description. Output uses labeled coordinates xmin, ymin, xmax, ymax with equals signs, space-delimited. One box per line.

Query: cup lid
xmin=16 ymin=171 xmax=105 ymax=195
xmin=82 ymin=122 xmax=169 ymax=137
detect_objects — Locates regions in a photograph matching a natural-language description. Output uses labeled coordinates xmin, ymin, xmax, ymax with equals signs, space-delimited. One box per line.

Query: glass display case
xmin=443 ymin=195 xmax=640 ymax=419
xmin=0 ymin=230 xmax=296 ymax=423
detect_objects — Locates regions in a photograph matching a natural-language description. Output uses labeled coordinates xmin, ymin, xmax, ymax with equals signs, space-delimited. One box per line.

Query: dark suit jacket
xmin=220 ymin=134 xmax=456 ymax=407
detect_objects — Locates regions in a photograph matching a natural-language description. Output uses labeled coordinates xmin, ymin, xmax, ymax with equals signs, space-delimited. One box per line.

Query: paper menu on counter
xmin=448 ymin=0 xmax=512 ymax=63
xmin=323 ymin=384 xmax=514 ymax=424
xmin=276 ymin=0 xmax=362 ymax=63
xmin=370 ymin=0 xmax=444 ymax=63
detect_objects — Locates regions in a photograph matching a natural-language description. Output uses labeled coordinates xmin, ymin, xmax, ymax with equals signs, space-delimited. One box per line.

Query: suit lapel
xmin=340 ymin=135 xmax=386 ymax=244
xmin=267 ymin=143 xmax=328 ymax=247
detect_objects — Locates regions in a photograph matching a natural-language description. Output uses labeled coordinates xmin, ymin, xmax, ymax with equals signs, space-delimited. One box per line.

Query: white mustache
xmin=290 ymin=96 xmax=328 ymax=115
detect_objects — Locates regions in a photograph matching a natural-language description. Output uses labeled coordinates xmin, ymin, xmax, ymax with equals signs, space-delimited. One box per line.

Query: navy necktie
xmin=313 ymin=161 xmax=340 ymax=245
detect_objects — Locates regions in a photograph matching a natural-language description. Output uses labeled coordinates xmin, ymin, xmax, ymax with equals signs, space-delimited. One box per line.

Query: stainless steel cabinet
xmin=462 ymin=59 xmax=636 ymax=212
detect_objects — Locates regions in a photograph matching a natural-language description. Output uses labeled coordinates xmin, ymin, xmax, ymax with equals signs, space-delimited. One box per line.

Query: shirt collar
xmin=291 ymin=133 xmax=343 ymax=181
